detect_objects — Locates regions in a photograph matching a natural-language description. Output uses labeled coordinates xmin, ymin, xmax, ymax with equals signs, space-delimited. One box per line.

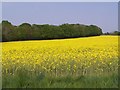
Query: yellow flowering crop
xmin=2 ymin=35 xmax=119 ymax=77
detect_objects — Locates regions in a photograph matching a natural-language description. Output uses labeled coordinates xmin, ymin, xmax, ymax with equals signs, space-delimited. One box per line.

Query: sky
xmin=2 ymin=2 xmax=118 ymax=32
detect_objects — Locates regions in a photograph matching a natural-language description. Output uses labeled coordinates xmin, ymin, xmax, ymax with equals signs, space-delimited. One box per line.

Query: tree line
xmin=103 ymin=31 xmax=120 ymax=35
xmin=1 ymin=20 xmax=103 ymax=42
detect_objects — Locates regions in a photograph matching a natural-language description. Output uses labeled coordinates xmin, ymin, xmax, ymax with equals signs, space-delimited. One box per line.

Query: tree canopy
xmin=2 ymin=20 xmax=103 ymax=42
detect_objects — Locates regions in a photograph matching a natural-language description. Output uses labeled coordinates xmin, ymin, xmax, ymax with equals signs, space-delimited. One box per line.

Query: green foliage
xmin=3 ymin=71 xmax=118 ymax=88
xmin=2 ymin=21 xmax=103 ymax=42
xmin=111 ymin=31 xmax=120 ymax=35
xmin=104 ymin=31 xmax=120 ymax=35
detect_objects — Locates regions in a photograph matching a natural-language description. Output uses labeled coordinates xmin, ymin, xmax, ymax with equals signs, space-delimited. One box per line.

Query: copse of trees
xmin=2 ymin=20 xmax=103 ymax=42
xmin=104 ymin=31 xmax=120 ymax=35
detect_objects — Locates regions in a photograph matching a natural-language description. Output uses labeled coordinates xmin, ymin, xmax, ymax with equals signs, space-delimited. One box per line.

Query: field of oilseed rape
xmin=2 ymin=36 xmax=119 ymax=88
